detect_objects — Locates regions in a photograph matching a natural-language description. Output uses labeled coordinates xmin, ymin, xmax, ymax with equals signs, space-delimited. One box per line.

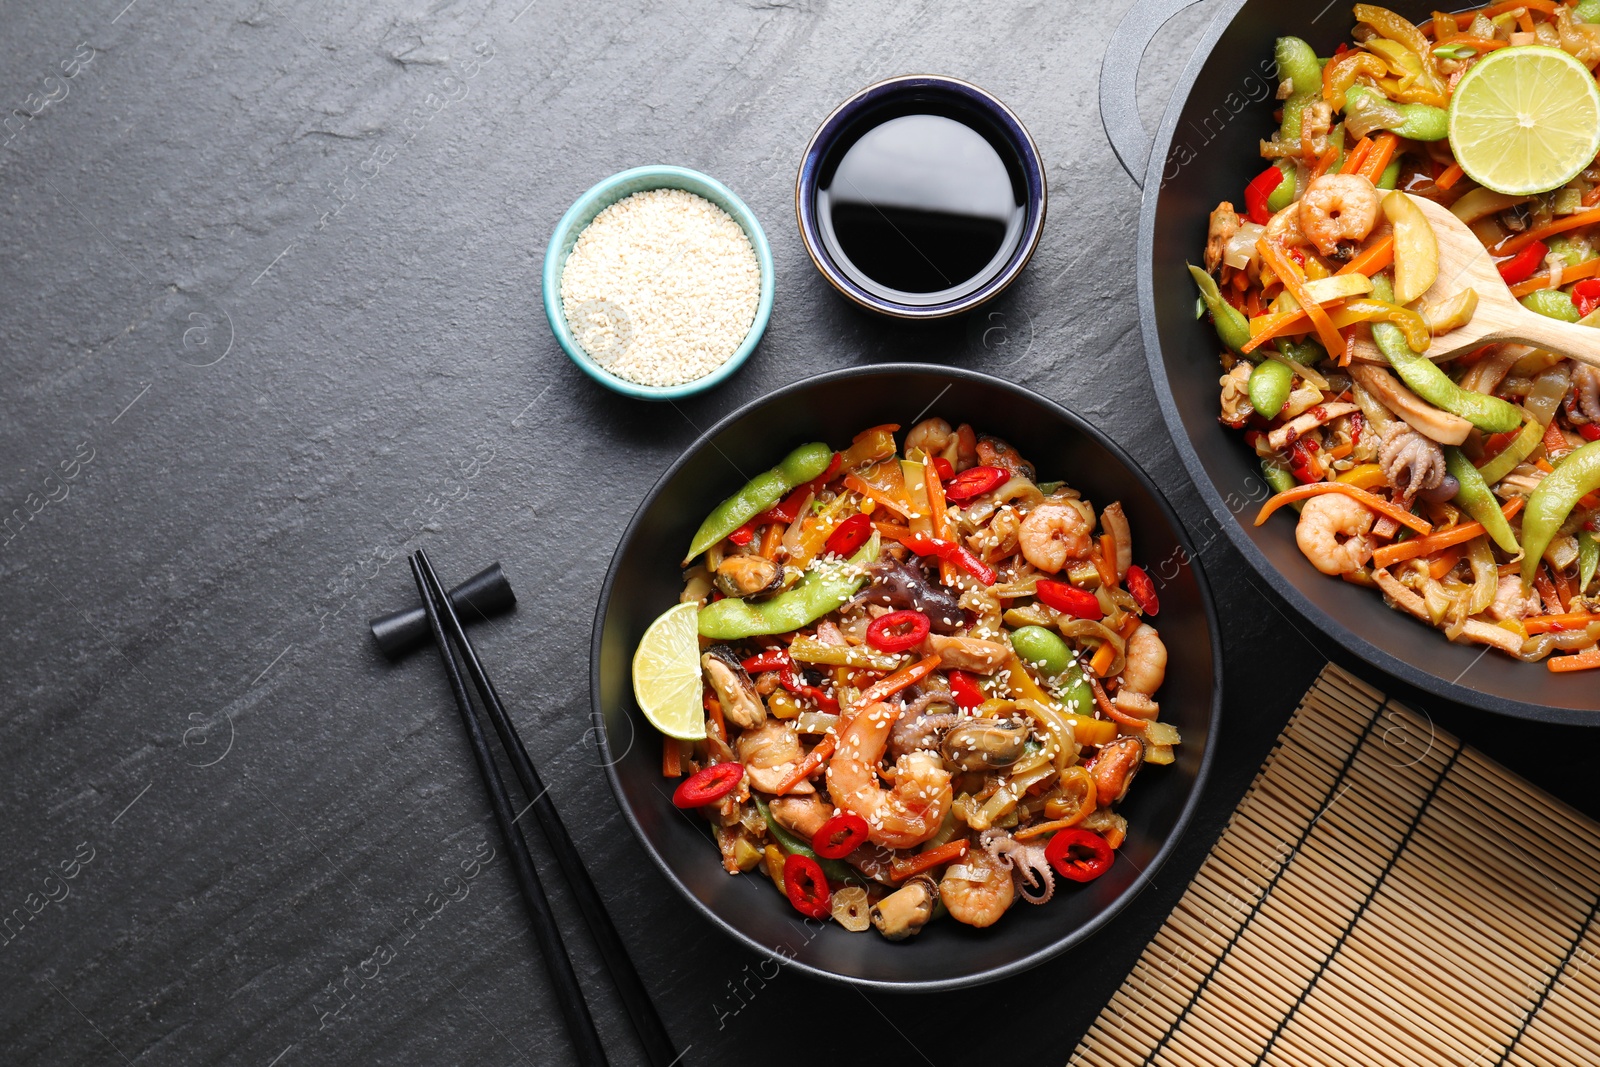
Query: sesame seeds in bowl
xmin=542 ymin=166 xmax=775 ymax=401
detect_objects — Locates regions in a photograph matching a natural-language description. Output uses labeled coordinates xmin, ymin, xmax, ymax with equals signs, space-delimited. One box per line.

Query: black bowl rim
xmin=589 ymin=362 xmax=1224 ymax=991
xmin=793 ymin=75 xmax=1049 ymax=321
xmin=1134 ymin=0 xmax=1597 ymax=726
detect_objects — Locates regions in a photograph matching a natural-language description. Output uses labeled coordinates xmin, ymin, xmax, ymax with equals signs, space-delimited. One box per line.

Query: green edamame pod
xmin=1577 ymin=0 xmax=1600 ymax=22
xmin=1522 ymin=442 xmax=1600 ymax=584
xmin=1580 ymin=531 xmax=1599 ymax=594
xmin=1276 ymin=37 xmax=1323 ymax=145
xmin=1445 ymin=447 xmax=1521 ymax=555
xmin=1265 ymin=159 xmax=1298 ymax=214
xmin=684 ymin=441 xmax=834 ymax=563
xmin=1188 ymin=264 xmax=1252 ymax=358
xmin=1345 ymin=86 xmax=1449 ymax=142
xmin=1009 ymin=625 xmax=1074 ymax=678
xmin=1370 ymin=274 xmax=1522 ymax=433
xmin=1522 ymin=289 xmax=1581 ymax=323
xmin=1249 ymin=359 xmax=1295 ymax=420
xmin=698 ymin=534 xmax=878 ymax=639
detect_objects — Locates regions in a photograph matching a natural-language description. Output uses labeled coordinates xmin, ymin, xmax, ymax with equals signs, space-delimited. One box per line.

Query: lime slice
xmin=631 ymin=602 xmax=706 ymax=741
xmin=1449 ymin=46 xmax=1600 ymax=197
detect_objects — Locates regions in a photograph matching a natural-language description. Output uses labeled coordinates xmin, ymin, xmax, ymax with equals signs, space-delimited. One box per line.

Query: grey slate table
xmin=5 ymin=2 xmax=1596 ymax=1064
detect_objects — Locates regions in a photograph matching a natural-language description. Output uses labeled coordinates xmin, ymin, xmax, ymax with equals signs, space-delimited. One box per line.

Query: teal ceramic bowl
xmin=542 ymin=165 xmax=775 ymax=401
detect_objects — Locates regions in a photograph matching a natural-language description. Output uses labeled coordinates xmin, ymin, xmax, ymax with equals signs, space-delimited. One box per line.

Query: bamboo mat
xmin=1069 ymin=663 xmax=1600 ymax=1067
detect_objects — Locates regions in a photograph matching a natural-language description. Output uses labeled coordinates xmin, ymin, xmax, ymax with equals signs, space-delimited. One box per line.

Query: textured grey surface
xmin=2 ymin=1 xmax=1594 ymax=1064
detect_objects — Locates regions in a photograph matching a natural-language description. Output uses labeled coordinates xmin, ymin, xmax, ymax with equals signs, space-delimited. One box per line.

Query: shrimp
xmin=736 ymin=720 xmax=813 ymax=794
xmin=1121 ymin=623 xmax=1166 ymax=696
xmin=1299 ymin=174 xmax=1382 ymax=258
xmin=954 ymin=423 xmax=979 ymax=472
xmin=1018 ymin=502 xmax=1094 ymax=573
xmin=825 ymin=701 xmax=952 ymax=849
xmin=1295 ymin=493 xmax=1375 ymax=576
xmin=939 ymin=848 xmax=1015 ymax=928
xmin=767 ymin=793 xmax=832 ymax=839
xmin=1264 ymin=202 xmax=1310 ymax=250
xmin=906 ymin=418 xmax=956 ymax=461
xmin=976 ymin=434 xmax=1035 ymax=481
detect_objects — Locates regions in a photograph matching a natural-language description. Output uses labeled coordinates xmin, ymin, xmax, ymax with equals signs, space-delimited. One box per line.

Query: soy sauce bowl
xmin=542 ymin=165 xmax=775 ymax=401
xmin=796 ymin=75 xmax=1047 ymax=320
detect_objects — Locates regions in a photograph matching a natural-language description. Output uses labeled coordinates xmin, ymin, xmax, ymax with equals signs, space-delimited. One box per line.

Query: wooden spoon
xmin=1404 ymin=193 xmax=1600 ymax=369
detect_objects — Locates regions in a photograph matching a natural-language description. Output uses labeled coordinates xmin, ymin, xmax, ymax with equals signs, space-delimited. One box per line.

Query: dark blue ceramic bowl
xmin=795 ymin=75 xmax=1047 ymax=320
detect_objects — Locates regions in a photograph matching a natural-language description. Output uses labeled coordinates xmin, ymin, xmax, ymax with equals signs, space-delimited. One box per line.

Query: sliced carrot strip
xmin=662 ymin=736 xmax=682 ymax=778
xmin=1509 ymin=256 xmax=1600 ymax=298
xmin=889 ymin=839 xmax=968 ymax=882
xmin=1340 ymin=137 xmax=1373 ymax=177
xmin=1429 ymin=545 xmax=1464 ymax=580
xmin=1495 ymin=206 xmax=1600 ymax=256
xmin=1549 ymin=647 xmax=1600 ymax=672
xmin=1259 ymin=240 xmax=1347 ymax=360
xmin=1526 ymin=612 xmax=1600 ymax=635
xmin=1337 ymin=234 xmax=1395 ymax=277
xmin=1256 ymin=482 xmax=1434 ymax=535
xmin=1358 ymin=133 xmax=1399 ymax=186
xmin=1436 ymin=163 xmax=1465 ymax=190
xmin=1371 ymin=497 xmax=1524 ymax=569
xmin=1089 ymin=639 xmax=1117 ymax=679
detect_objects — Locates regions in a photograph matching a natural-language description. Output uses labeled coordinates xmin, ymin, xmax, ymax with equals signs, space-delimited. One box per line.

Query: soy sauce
xmin=817 ymin=110 xmax=1026 ymax=307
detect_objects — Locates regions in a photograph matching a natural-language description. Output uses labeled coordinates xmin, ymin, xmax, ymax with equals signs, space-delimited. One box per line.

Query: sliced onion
xmin=1223 ymin=221 xmax=1266 ymax=271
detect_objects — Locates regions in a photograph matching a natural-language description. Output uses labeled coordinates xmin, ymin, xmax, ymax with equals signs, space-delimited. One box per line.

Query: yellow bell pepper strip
xmin=1189 ymin=265 xmax=1251 ymax=357
xmin=1324 ymin=50 xmax=1390 ymax=110
xmin=1369 ymin=273 xmax=1522 ymax=433
xmin=698 ymin=533 xmax=879 ymax=640
xmin=1353 ymin=5 xmax=1449 ymax=104
xmin=1244 ymin=296 xmax=1428 ymax=356
xmin=1338 ymin=463 xmax=1388 ymax=491
xmin=837 ymin=423 xmax=899 ymax=471
xmin=1372 ymin=497 xmax=1524 ymax=569
xmin=684 ymin=441 xmax=834 ymax=564
xmin=1258 ymin=240 xmax=1347 ymax=360
xmin=1522 ymin=442 xmax=1600 ymax=585
xmin=1256 ymin=481 xmax=1434 ymax=535
xmin=1445 ymin=447 xmax=1521 ymax=554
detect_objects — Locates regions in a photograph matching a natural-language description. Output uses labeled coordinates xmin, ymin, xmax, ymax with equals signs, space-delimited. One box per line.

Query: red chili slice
xmin=741 ymin=649 xmax=792 ymax=674
xmin=783 ymin=853 xmax=831 ymax=918
xmin=671 ymin=762 xmax=745 ymax=808
xmin=1498 ymin=240 xmax=1547 ymax=286
xmin=811 ymin=812 xmax=869 ymax=859
xmin=930 ymin=456 xmax=956 ymax=481
xmin=942 ymin=465 xmax=1008 ymax=503
xmin=1124 ymin=564 xmax=1160 ymax=616
xmin=1045 ymin=828 xmax=1114 ymax=883
xmin=1035 ymin=579 xmax=1101 ymax=620
xmin=727 ymin=522 xmax=757 ymax=547
xmin=948 ymin=670 xmax=985 ymax=710
xmin=1244 ymin=165 xmax=1284 ymax=225
xmin=824 ymin=513 xmax=873 ymax=557
xmin=865 ymin=610 xmax=931 ymax=653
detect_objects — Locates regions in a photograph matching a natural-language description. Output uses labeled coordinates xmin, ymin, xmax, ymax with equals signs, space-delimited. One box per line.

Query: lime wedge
xmin=631 ymin=602 xmax=706 ymax=741
xmin=1449 ymin=46 xmax=1600 ymax=197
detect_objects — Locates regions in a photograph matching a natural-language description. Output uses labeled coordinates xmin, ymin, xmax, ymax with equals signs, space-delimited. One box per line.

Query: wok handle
xmin=1099 ymin=0 xmax=1211 ymax=189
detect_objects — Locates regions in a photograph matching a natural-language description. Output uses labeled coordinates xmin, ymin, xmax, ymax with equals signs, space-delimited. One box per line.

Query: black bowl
xmin=590 ymin=364 xmax=1221 ymax=990
xmin=1100 ymin=0 xmax=1600 ymax=724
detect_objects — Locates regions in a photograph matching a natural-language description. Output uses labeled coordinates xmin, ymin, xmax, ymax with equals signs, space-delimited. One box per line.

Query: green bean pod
xmin=1266 ymin=159 xmax=1299 ymax=214
xmin=1370 ymin=273 xmax=1522 ymax=433
xmin=1577 ymin=0 xmax=1600 ymax=22
xmin=1262 ymin=460 xmax=1296 ymax=496
xmin=683 ymin=441 xmax=834 ymax=563
xmin=1522 ymin=442 xmax=1600 ymax=584
xmin=1344 ymin=86 xmax=1449 ymax=142
xmin=1377 ymin=157 xmax=1402 ymax=191
xmin=1248 ymin=359 xmax=1295 ymax=420
xmin=1446 ymin=447 xmax=1521 ymax=554
xmin=1521 ymin=289 xmax=1581 ymax=323
xmin=1188 ymin=264 xmax=1252 ymax=358
xmin=698 ymin=534 xmax=879 ymax=640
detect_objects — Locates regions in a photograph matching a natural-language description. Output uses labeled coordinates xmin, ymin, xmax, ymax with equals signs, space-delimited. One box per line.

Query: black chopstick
xmin=414 ymin=549 xmax=681 ymax=1067
xmin=408 ymin=555 xmax=610 ymax=1066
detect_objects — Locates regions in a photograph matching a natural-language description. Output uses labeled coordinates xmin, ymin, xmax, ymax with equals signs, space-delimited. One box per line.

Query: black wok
xmin=1100 ymin=0 xmax=1600 ymax=724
